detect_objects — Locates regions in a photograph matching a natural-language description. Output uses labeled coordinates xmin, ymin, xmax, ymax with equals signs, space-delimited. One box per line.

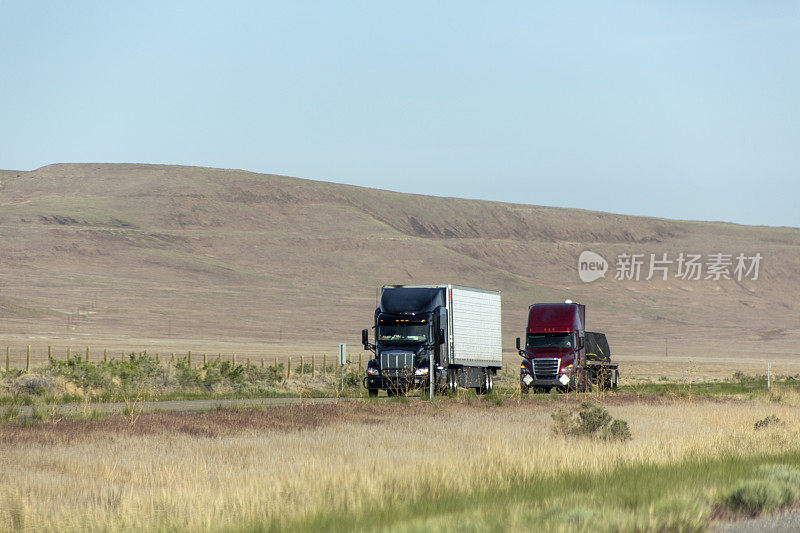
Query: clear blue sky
xmin=1 ymin=2 xmax=798 ymax=227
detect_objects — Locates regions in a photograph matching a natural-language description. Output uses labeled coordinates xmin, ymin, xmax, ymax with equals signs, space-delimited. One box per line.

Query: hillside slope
xmin=0 ymin=163 xmax=797 ymax=362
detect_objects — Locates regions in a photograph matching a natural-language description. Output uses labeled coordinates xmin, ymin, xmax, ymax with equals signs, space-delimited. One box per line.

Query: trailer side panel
xmin=450 ymin=286 xmax=502 ymax=367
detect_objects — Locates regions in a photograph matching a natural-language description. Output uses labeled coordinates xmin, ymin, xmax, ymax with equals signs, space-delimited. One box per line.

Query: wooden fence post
xmin=86 ymin=346 xmax=90 ymax=362
xmin=188 ymin=351 xmax=192 ymax=368
xmin=359 ymin=354 xmax=362 ymax=371
xmin=232 ymin=353 xmax=236 ymax=366
xmin=261 ymin=359 xmax=264 ymax=368
xmin=287 ymin=357 xmax=291 ymax=378
xmin=312 ymin=355 xmax=315 ymax=377
xmin=155 ymin=352 xmax=159 ymax=363
xmin=274 ymin=357 xmax=278 ymax=370
xmin=48 ymin=345 xmax=52 ymax=363
xmin=171 ymin=352 xmax=175 ymax=363
xmin=300 ymin=356 xmax=304 ymax=377
xmin=26 ymin=345 xmax=30 ymax=372
xmin=104 ymin=348 xmax=108 ymax=363
xmin=67 ymin=347 xmax=71 ymax=363
xmin=203 ymin=353 xmax=207 ymax=366
xmin=323 ymin=354 xmax=327 ymax=377
xmin=5 ymin=347 xmax=9 ymax=371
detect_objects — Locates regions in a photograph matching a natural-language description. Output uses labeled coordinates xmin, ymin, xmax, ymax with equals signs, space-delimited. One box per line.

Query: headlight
xmin=561 ymin=363 xmax=573 ymax=372
xmin=415 ymin=367 xmax=429 ymax=376
xmin=367 ymin=367 xmax=379 ymax=375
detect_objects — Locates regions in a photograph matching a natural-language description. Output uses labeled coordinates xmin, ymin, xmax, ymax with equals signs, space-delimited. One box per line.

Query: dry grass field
xmin=0 ymin=163 xmax=798 ymax=531
xmin=2 ymin=393 xmax=800 ymax=531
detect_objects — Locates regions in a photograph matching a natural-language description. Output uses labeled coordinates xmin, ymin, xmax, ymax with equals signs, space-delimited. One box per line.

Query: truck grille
xmin=533 ymin=358 xmax=559 ymax=380
xmin=380 ymin=352 xmax=414 ymax=378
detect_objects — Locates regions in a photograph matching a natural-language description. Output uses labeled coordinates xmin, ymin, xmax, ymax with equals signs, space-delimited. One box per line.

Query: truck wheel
xmin=386 ymin=389 xmax=396 ymax=397
xmin=448 ymin=370 xmax=458 ymax=394
xmin=368 ymin=389 xmax=378 ymax=398
xmin=612 ymin=369 xmax=619 ymax=390
xmin=487 ymin=372 xmax=494 ymax=393
xmin=476 ymin=371 xmax=490 ymax=395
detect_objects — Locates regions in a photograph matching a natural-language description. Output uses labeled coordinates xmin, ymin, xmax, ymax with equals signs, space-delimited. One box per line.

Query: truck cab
xmin=362 ymin=286 xmax=445 ymax=396
xmin=516 ymin=301 xmax=618 ymax=393
xmin=517 ymin=302 xmax=585 ymax=392
xmin=362 ymin=285 xmax=502 ymax=397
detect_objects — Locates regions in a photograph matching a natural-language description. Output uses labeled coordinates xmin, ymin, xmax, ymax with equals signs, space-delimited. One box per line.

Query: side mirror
xmin=436 ymin=329 xmax=445 ymax=344
xmin=361 ymin=329 xmax=369 ymax=348
xmin=516 ymin=337 xmax=526 ymax=356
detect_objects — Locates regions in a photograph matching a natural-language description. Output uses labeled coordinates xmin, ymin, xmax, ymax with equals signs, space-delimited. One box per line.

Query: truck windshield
xmin=378 ymin=325 xmax=429 ymax=344
xmin=527 ymin=333 xmax=573 ymax=349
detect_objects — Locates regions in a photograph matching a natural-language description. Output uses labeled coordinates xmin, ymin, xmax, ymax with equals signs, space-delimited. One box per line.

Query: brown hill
xmin=0 ymin=163 xmax=797 ymax=370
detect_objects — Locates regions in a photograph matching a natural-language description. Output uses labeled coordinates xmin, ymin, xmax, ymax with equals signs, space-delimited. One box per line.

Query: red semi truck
xmin=516 ymin=301 xmax=619 ymax=393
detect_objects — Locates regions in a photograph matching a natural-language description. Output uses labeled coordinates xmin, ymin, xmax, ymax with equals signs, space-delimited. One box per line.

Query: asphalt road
xmin=715 ymin=509 xmax=800 ymax=533
xmin=13 ymin=396 xmax=344 ymax=417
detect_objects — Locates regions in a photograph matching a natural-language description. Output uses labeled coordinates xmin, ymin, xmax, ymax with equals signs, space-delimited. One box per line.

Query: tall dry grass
xmin=1 ymin=397 xmax=799 ymax=531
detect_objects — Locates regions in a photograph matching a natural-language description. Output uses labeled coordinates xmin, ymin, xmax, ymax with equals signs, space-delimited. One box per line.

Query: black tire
xmin=612 ymin=369 xmax=619 ymax=390
xmin=368 ymin=389 xmax=378 ymax=398
xmin=448 ymin=370 xmax=458 ymax=394
xmin=476 ymin=371 xmax=490 ymax=395
xmin=487 ymin=372 xmax=494 ymax=393
xmin=386 ymin=389 xmax=396 ymax=397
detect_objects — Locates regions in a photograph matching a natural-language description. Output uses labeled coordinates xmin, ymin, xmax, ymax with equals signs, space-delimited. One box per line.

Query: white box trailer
xmin=362 ymin=284 xmax=502 ymax=396
xmin=447 ymin=286 xmax=503 ymax=368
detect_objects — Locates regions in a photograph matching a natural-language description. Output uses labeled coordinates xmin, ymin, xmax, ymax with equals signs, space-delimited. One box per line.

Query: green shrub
xmin=293 ymin=362 xmax=315 ymax=376
xmin=754 ymin=415 xmax=783 ymax=430
xmin=575 ymin=403 xmax=612 ymax=435
xmin=551 ymin=402 xmax=631 ymax=441
xmin=756 ymin=464 xmax=800 ymax=505
xmin=719 ymin=464 xmax=800 ymax=517
xmin=720 ymin=479 xmax=782 ymax=516
xmin=343 ymin=371 xmax=361 ymax=389
xmin=603 ymin=419 xmax=632 ymax=442
xmin=174 ymin=359 xmax=202 ymax=388
xmin=266 ymin=363 xmax=285 ymax=383
xmin=202 ymin=365 xmax=224 ymax=389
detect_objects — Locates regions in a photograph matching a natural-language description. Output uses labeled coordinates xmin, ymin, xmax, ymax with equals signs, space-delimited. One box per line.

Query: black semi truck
xmin=362 ymin=285 xmax=503 ymax=397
